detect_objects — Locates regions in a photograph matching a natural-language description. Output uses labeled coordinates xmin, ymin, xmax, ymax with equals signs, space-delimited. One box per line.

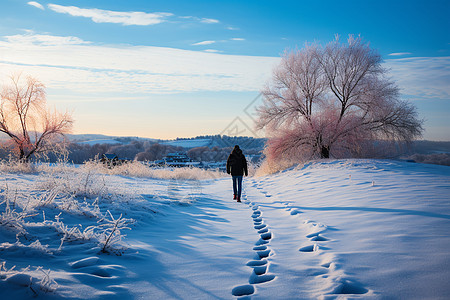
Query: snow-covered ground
xmin=161 ymin=138 xmax=212 ymax=148
xmin=78 ymin=139 xmax=123 ymax=146
xmin=0 ymin=159 xmax=449 ymax=299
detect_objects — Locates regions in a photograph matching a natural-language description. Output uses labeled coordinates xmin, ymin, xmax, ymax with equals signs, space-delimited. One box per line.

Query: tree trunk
xmin=320 ymin=145 xmax=330 ymax=159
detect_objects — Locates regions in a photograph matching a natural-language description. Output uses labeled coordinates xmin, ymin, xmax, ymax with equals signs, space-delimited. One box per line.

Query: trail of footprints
xmin=231 ymin=191 xmax=276 ymax=298
xmin=234 ymin=180 xmax=369 ymax=297
xmin=282 ymin=199 xmax=369 ymax=296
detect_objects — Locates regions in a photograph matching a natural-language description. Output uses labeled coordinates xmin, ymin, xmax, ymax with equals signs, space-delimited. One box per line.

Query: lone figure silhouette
xmin=226 ymin=145 xmax=248 ymax=202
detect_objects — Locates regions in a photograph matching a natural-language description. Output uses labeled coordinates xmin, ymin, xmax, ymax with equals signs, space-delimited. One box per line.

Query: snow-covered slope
xmin=78 ymin=139 xmax=122 ymax=146
xmin=0 ymin=159 xmax=449 ymax=299
xmin=161 ymin=138 xmax=212 ymax=148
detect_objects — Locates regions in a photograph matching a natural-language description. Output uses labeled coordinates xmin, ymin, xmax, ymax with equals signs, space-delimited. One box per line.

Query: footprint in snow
xmin=249 ymin=273 xmax=276 ymax=284
xmin=256 ymin=239 xmax=269 ymax=245
xmin=232 ymin=284 xmax=255 ymax=297
xmin=254 ymin=224 xmax=266 ymax=230
xmin=253 ymin=265 xmax=267 ymax=275
xmin=331 ymin=279 xmax=368 ymax=295
xmin=247 ymin=259 xmax=268 ymax=267
xmin=260 ymin=231 xmax=272 ymax=240
xmin=253 ymin=245 xmax=267 ymax=251
xmin=258 ymin=227 xmax=269 ymax=234
xmin=299 ymin=244 xmax=318 ymax=252
xmin=311 ymin=235 xmax=329 ymax=241
xmin=256 ymin=249 xmax=271 ymax=259
xmin=252 ymin=211 xmax=262 ymax=218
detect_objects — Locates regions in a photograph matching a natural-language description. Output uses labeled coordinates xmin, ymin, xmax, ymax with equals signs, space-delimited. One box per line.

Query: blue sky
xmin=0 ymin=0 xmax=449 ymax=140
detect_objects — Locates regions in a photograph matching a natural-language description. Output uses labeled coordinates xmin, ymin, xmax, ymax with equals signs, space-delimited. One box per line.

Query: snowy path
xmin=117 ymin=159 xmax=450 ymax=299
xmin=1 ymin=159 xmax=449 ymax=299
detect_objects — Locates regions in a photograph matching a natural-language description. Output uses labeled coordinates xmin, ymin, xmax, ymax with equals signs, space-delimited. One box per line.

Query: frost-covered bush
xmin=82 ymin=159 xmax=226 ymax=180
xmin=97 ymin=210 xmax=132 ymax=254
xmin=0 ymin=188 xmax=35 ymax=235
xmin=406 ymin=153 xmax=450 ymax=166
xmin=0 ymin=159 xmax=37 ymax=174
xmin=0 ymin=261 xmax=58 ymax=294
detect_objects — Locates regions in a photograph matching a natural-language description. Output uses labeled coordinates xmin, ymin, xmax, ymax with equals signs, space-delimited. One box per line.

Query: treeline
xmin=67 ymin=141 xmax=185 ymax=164
xmin=67 ymin=141 xmax=262 ymax=164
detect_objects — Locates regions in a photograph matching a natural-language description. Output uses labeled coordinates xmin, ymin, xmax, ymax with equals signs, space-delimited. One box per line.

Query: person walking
xmin=226 ymin=145 xmax=248 ymax=202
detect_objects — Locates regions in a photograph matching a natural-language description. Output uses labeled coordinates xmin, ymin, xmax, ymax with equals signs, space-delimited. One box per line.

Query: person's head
xmin=232 ymin=145 xmax=242 ymax=155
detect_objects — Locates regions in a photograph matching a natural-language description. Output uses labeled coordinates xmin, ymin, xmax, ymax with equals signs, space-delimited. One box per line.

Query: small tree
xmin=0 ymin=74 xmax=73 ymax=161
xmin=256 ymin=36 xmax=423 ymax=163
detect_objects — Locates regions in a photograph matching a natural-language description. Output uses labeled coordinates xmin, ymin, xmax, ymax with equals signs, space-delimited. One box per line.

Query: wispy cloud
xmin=204 ymin=49 xmax=222 ymax=53
xmin=47 ymin=4 xmax=173 ymax=26
xmin=28 ymin=1 xmax=44 ymax=10
xmin=4 ymin=33 xmax=90 ymax=46
xmin=192 ymin=40 xmax=216 ymax=46
xmin=0 ymin=33 xmax=278 ymax=94
xmin=385 ymin=56 xmax=450 ymax=100
xmin=388 ymin=52 xmax=412 ymax=56
xmin=230 ymin=38 xmax=245 ymax=41
xmin=200 ymin=18 xmax=219 ymax=24
xmin=179 ymin=16 xmax=221 ymax=25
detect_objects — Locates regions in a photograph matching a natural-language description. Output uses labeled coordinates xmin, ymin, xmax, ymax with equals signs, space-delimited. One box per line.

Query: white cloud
xmin=4 ymin=33 xmax=90 ymax=46
xmin=192 ymin=40 xmax=216 ymax=46
xmin=201 ymin=18 xmax=219 ymax=24
xmin=230 ymin=38 xmax=245 ymax=41
xmin=28 ymin=1 xmax=44 ymax=10
xmin=227 ymin=26 xmax=239 ymax=30
xmin=0 ymin=33 xmax=278 ymax=94
xmin=204 ymin=49 xmax=222 ymax=53
xmin=384 ymin=56 xmax=450 ymax=100
xmin=47 ymin=4 xmax=173 ymax=26
xmin=388 ymin=52 xmax=412 ymax=56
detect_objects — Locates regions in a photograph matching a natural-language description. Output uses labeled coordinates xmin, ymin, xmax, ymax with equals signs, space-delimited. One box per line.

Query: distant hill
xmin=68 ymin=134 xmax=266 ymax=151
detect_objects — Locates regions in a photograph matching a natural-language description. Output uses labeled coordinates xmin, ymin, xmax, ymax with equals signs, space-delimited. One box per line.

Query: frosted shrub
xmin=0 ymin=193 xmax=35 ymax=235
xmin=97 ymin=210 xmax=132 ymax=254
xmin=82 ymin=159 xmax=225 ymax=180
xmin=0 ymin=159 xmax=37 ymax=174
xmin=36 ymin=267 xmax=58 ymax=293
xmin=42 ymin=213 xmax=97 ymax=251
xmin=0 ymin=262 xmax=58 ymax=294
xmin=38 ymin=167 xmax=108 ymax=200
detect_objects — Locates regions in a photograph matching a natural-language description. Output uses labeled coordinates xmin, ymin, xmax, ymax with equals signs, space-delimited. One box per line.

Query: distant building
xmin=100 ymin=153 xmax=130 ymax=167
xmin=155 ymin=152 xmax=200 ymax=168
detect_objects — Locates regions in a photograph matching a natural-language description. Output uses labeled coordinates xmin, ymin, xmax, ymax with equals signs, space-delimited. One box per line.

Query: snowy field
xmin=0 ymin=159 xmax=449 ymax=299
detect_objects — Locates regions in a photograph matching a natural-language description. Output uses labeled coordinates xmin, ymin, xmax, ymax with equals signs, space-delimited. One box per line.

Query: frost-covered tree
xmin=256 ymin=36 xmax=423 ymax=162
xmin=0 ymin=74 xmax=73 ymax=161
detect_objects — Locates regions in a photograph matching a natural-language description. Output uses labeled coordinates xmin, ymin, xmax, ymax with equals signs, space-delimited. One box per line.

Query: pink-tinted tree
xmin=0 ymin=74 xmax=73 ymax=161
xmin=256 ymin=36 xmax=423 ymax=163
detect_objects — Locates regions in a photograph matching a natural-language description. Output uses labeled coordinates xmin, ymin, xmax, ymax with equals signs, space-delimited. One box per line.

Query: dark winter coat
xmin=226 ymin=148 xmax=248 ymax=176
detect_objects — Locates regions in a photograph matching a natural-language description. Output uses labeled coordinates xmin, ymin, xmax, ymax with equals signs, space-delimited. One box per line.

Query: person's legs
xmin=232 ymin=176 xmax=238 ymax=197
xmin=237 ymin=176 xmax=243 ymax=200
